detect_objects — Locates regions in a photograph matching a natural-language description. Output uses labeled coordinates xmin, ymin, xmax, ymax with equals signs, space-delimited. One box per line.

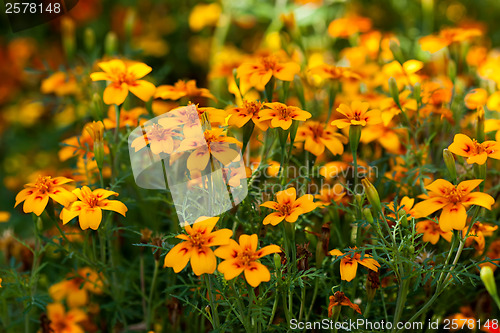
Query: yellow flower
xmin=463 ymin=222 xmax=498 ymax=254
xmin=188 ymin=3 xmax=221 ymax=31
xmin=260 ymin=187 xmax=316 ymax=226
xmin=314 ymin=184 xmax=346 ymax=207
xmin=49 ymin=267 xmax=103 ymax=308
xmin=0 ymin=211 xmax=10 ymax=223
xmin=448 ymin=133 xmax=500 ymax=165
xmin=416 ymin=220 xmax=453 ymax=244
xmin=163 ymin=217 xmax=233 ymax=276
xmin=155 ymin=80 xmax=215 ymax=101
xmin=259 ymin=102 xmax=312 ymax=130
xmin=327 ymin=16 xmax=372 ymax=38
xmin=464 ymin=88 xmax=488 ymax=109
xmin=214 ymin=234 xmax=281 ymax=287
xmin=41 ymin=71 xmax=80 ymax=96
xmin=228 ymin=100 xmax=268 ymax=130
xmin=419 ymin=27 xmax=482 ymax=53
xmin=237 ymin=55 xmax=300 ymax=91
xmin=413 ymin=179 xmax=495 ymax=232
xmin=329 ymin=247 xmax=380 ymax=282
xmin=308 ymin=64 xmax=360 ymax=81
xmin=90 ymin=59 xmax=156 ymax=105
xmin=131 ymin=123 xmax=179 ymax=155
xmin=331 ymin=101 xmax=381 ymax=129
xmin=60 ymin=186 xmax=128 ymax=230
xmin=15 ymin=176 xmax=76 ymax=216
xmin=296 ymin=121 xmax=347 ymax=156
xmin=46 ymin=303 xmax=87 ymax=333
xmin=103 ymin=106 xmax=147 ymax=129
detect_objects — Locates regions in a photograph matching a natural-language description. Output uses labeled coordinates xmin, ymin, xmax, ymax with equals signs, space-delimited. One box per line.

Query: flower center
xmin=86 ymin=194 xmax=99 ymax=208
xmin=279 ymin=203 xmax=292 ymax=216
xmin=189 ymin=232 xmax=206 ymax=248
xmin=444 ymin=186 xmax=465 ymax=204
xmin=148 ymin=124 xmax=172 ymax=141
xmin=238 ymin=248 xmax=258 ymax=267
xmin=276 ymin=105 xmax=291 ymax=119
xmin=35 ymin=176 xmax=52 ymax=194
xmin=310 ymin=123 xmax=324 ymax=138
xmin=352 ymin=110 xmax=362 ymax=121
xmin=243 ymin=100 xmax=262 ymax=117
xmin=261 ymin=56 xmax=277 ymax=71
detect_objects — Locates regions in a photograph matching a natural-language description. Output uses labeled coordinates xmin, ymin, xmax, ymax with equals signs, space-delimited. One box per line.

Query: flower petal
xmin=190 ymin=247 xmax=217 ymax=276
xmin=103 ymin=83 xmax=129 ymax=105
xmin=99 ymin=200 xmax=128 ymax=216
xmin=129 ymin=80 xmax=156 ymax=102
xmin=79 ymin=207 xmax=103 ymax=230
xmin=164 ymin=242 xmax=192 ymax=272
xmin=217 ymin=258 xmax=244 ymax=280
xmin=439 ymin=203 xmax=467 ymax=232
xmin=244 ymin=262 xmax=271 ymax=287
xmin=340 ymin=258 xmax=358 ymax=282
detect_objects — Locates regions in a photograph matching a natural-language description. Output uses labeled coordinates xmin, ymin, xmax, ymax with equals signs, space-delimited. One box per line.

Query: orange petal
xmin=244 ymin=261 xmax=271 ymax=287
xmin=206 ymin=229 xmax=233 ymax=246
xmin=79 ymin=207 xmax=103 ymax=230
xmin=461 ymin=192 xmax=495 ymax=209
xmin=127 ymin=63 xmax=152 ymax=79
xmin=263 ymin=212 xmax=285 ymax=226
xmin=164 ymin=241 xmax=192 ymax=272
xmin=255 ymin=245 xmax=281 ymax=259
xmin=439 ymin=203 xmax=466 ymax=232
xmin=340 ymin=258 xmax=358 ymax=282
xmin=129 ymin=80 xmax=156 ymax=102
xmin=217 ymin=258 xmax=244 ymax=280
xmin=190 ymin=247 xmax=217 ymax=275
xmin=103 ymin=83 xmax=129 ymax=105
xmin=24 ymin=193 xmax=49 ymax=216
xmin=99 ymin=200 xmax=128 ymax=216
xmin=239 ymin=234 xmax=258 ymax=252
xmin=448 ymin=134 xmax=475 ymax=158
xmin=214 ymin=239 xmax=241 ymax=259
xmin=413 ymin=197 xmax=449 ymax=218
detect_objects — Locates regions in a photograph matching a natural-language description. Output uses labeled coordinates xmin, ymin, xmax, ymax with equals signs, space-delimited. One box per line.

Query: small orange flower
xmin=90 ymin=59 xmax=156 ymax=105
xmin=413 ymin=179 xmax=495 ymax=232
xmin=329 ymin=247 xmax=380 ymax=282
xmin=308 ymin=64 xmax=360 ymax=81
xmin=260 ymin=187 xmax=316 ymax=226
xmin=448 ymin=133 xmax=500 ymax=165
xmin=328 ymin=291 xmax=362 ymax=317
xmin=155 ymin=80 xmax=216 ymax=101
xmin=49 ymin=267 xmax=103 ymax=308
xmin=416 ymin=220 xmax=453 ymax=244
xmin=60 ymin=186 xmax=128 ymax=230
xmin=464 ymin=88 xmax=488 ymax=109
xmin=314 ymin=184 xmax=346 ymax=207
xmin=214 ymin=234 xmax=281 ymax=287
xmin=463 ymin=222 xmax=498 ymax=254
xmin=15 ymin=176 xmax=76 ymax=216
xmin=259 ymin=102 xmax=311 ymax=130
xmin=419 ymin=27 xmax=482 ymax=53
xmin=228 ymin=100 xmax=268 ymax=130
xmin=163 ymin=217 xmax=233 ymax=276
xmin=46 ymin=303 xmax=87 ymax=333
xmin=331 ymin=101 xmax=381 ymax=129
xmin=327 ymin=16 xmax=371 ymax=38
xmin=237 ymin=55 xmax=300 ymax=91
xmin=131 ymin=123 xmax=179 ymax=155
xmin=103 ymin=106 xmax=147 ymax=129
xmin=296 ymin=121 xmax=347 ymax=156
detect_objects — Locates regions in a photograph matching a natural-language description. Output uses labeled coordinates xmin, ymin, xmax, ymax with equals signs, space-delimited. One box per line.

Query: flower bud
xmin=398 ymin=209 xmax=408 ymax=228
xmin=84 ymin=28 xmax=96 ymax=53
xmin=448 ymin=60 xmax=457 ymax=82
xmin=477 ymin=106 xmax=485 ymax=143
xmin=36 ymin=217 xmax=43 ymax=231
xmin=84 ymin=121 xmax=105 ymax=170
xmin=413 ymin=82 xmax=421 ymax=105
xmin=105 ymin=32 xmax=118 ymax=56
xmin=388 ymin=77 xmax=400 ymax=107
xmin=443 ymin=149 xmax=457 ymax=182
xmin=61 ymin=17 xmax=75 ymax=61
xmin=363 ymin=208 xmax=374 ymax=224
xmin=362 ymin=178 xmax=382 ymax=215
xmin=274 ymin=252 xmax=282 ymax=270
xmin=480 ymin=266 xmax=498 ymax=298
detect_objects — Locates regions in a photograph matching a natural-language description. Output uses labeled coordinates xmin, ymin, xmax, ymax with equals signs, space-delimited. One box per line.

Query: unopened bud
xmin=362 ymin=178 xmax=382 ymax=215
xmin=274 ymin=253 xmax=282 ymax=270
xmin=480 ymin=266 xmax=498 ymax=298
xmin=61 ymin=17 xmax=75 ymax=61
xmin=448 ymin=60 xmax=457 ymax=82
xmin=363 ymin=208 xmax=374 ymax=224
xmin=477 ymin=106 xmax=485 ymax=143
xmin=105 ymin=32 xmax=118 ymax=56
xmin=388 ymin=77 xmax=400 ymax=107
xmin=84 ymin=28 xmax=96 ymax=53
xmin=443 ymin=149 xmax=457 ymax=182
xmin=398 ymin=209 xmax=408 ymax=228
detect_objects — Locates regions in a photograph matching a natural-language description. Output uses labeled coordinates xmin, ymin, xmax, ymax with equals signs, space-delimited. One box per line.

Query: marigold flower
xmin=131 ymin=123 xmax=179 ymax=155
xmin=327 ymin=16 xmax=371 ymax=38
xmin=15 ymin=176 xmax=76 ymax=216
xmin=259 ymin=102 xmax=311 ymax=130
xmin=90 ymin=59 xmax=156 ymax=105
xmin=416 ymin=220 xmax=453 ymax=244
xmin=419 ymin=27 xmax=482 ymax=53
xmin=41 ymin=71 xmax=79 ymax=96
xmin=463 ymin=222 xmax=498 ymax=254
xmin=228 ymin=100 xmax=268 ymax=130
xmin=155 ymin=80 xmax=216 ymax=101
xmin=413 ymin=179 xmax=495 ymax=232
xmin=464 ymin=88 xmax=488 ymax=109
xmin=214 ymin=234 xmax=281 ymax=287
xmin=103 ymin=106 xmax=147 ymax=129
xmin=188 ymin=3 xmax=221 ymax=31
xmin=314 ymin=184 xmax=346 ymax=207
xmin=329 ymin=247 xmax=380 ymax=282
xmin=49 ymin=267 xmax=103 ymax=308
xmin=260 ymin=187 xmax=316 ymax=226
xmin=308 ymin=64 xmax=360 ymax=81
xmin=448 ymin=133 xmax=500 ymax=165
xmin=296 ymin=121 xmax=347 ymax=156
xmin=46 ymin=303 xmax=87 ymax=333
xmin=163 ymin=217 xmax=232 ymax=276
xmin=237 ymin=55 xmax=300 ymax=91
xmin=331 ymin=101 xmax=381 ymax=129
xmin=60 ymin=186 xmax=128 ymax=230
xmin=328 ymin=291 xmax=362 ymax=317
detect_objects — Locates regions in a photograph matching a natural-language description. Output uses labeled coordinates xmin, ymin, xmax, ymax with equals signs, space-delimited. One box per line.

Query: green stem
xmin=146 ymin=260 xmax=160 ymax=330
xmin=205 ymin=274 xmax=221 ymax=330
xmin=392 ymin=276 xmax=411 ymax=327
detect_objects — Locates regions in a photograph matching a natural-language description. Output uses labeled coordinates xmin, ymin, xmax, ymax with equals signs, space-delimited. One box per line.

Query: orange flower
xmin=296 ymin=121 xmax=347 ymax=156
xmin=15 ymin=176 xmax=76 ymax=216
xmin=387 ymin=196 xmax=416 ymax=218
xmin=155 ymin=79 xmax=216 ymax=101
xmin=259 ymin=102 xmax=311 ymax=130
xmin=419 ymin=27 xmax=482 ymax=53
xmin=448 ymin=133 xmax=500 ymax=165
xmin=90 ymin=59 xmax=156 ymax=105
xmin=103 ymin=106 xmax=147 ymax=129
xmin=237 ymin=55 xmax=300 ymax=91
xmin=46 ymin=303 xmax=87 ymax=333
xmin=49 ymin=267 xmax=103 ymax=308
xmin=131 ymin=123 xmax=179 ymax=155
xmin=163 ymin=217 xmax=232 ymax=276
xmin=329 ymin=247 xmax=380 ymax=282
xmin=463 ymin=222 xmax=498 ymax=254
xmin=314 ymin=184 xmax=346 ymax=207
xmin=41 ymin=71 xmax=79 ymax=96
xmin=331 ymin=101 xmax=381 ymax=129
xmin=260 ymin=187 xmax=316 ymax=226
xmin=413 ymin=179 xmax=495 ymax=232
xmin=327 ymin=16 xmax=371 ymax=38
xmin=416 ymin=220 xmax=453 ymax=244
xmin=464 ymin=88 xmax=488 ymax=109
xmin=228 ymin=100 xmax=268 ymax=130
xmin=308 ymin=64 xmax=360 ymax=81
xmin=328 ymin=291 xmax=362 ymax=317
xmin=60 ymin=186 xmax=128 ymax=230
xmin=214 ymin=234 xmax=281 ymax=287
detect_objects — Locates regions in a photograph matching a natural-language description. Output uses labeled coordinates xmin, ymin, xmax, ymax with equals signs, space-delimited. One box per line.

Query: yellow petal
xmin=255 ymin=245 xmax=281 ymax=259
xmin=439 ymin=203 xmax=466 ymax=232
xmin=206 ymin=229 xmax=233 ymax=246
xmin=127 ymin=63 xmax=152 ymax=79
xmin=214 ymin=239 xmax=241 ymax=259
xmin=190 ymin=247 xmax=217 ymax=276
xmin=413 ymin=197 xmax=449 ymax=218
xmin=448 ymin=133 xmax=475 ymax=158
xmin=99 ymin=200 xmax=128 ymax=216
xmin=217 ymin=258 xmax=244 ymax=280
xmin=24 ymin=193 xmax=49 ymax=216
xmin=103 ymin=83 xmax=129 ymax=105
xmin=461 ymin=192 xmax=495 ymax=209
xmin=263 ymin=212 xmax=285 ymax=226
xmin=129 ymin=80 xmax=156 ymax=102
xmin=79 ymin=207 xmax=102 ymax=230
xmin=164 ymin=242 xmax=192 ymax=272
xmin=244 ymin=261 xmax=271 ymax=287
xmin=239 ymin=234 xmax=258 ymax=252
xmin=340 ymin=258 xmax=358 ymax=282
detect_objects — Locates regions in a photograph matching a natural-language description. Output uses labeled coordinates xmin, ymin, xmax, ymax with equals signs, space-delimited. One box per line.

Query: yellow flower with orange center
xmin=214 ymin=234 xmax=281 ymax=287
xmin=260 ymin=187 xmax=316 ymax=226
xmin=60 ymin=186 xmax=128 ymax=230
xmin=103 ymin=106 xmax=147 ymax=129
xmin=329 ymin=247 xmax=380 ymax=282
xmin=15 ymin=176 xmax=76 ymax=216
xmin=237 ymin=55 xmax=300 ymax=91
xmin=331 ymin=101 xmax=381 ymax=129
xmin=259 ymin=102 xmax=311 ymax=130
xmin=163 ymin=217 xmax=232 ymax=276
xmin=296 ymin=120 xmax=347 ymax=156
xmin=416 ymin=220 xmax=453 ymax=244
xmin=155 ymin=79 xmax=216 ymax=101
xmin=131 ymin=123 xmax=179 ymax=155
xmin=90 ymin=59 xmax=156 ymax=105
xmin=228 ymin=100 xmax=268 ymax=130
xmin=46 ymin=303 xmax=87 ymax=333
xmin=448 ymin=133 xmax=500 ymax=165
xmin=49 ymin=267 xmax=103 ymax=308
xmin=413 ymin=179 xmax=495 ymax=232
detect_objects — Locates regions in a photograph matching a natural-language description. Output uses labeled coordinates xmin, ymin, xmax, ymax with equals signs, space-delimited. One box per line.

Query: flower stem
xmin=205 ymin=274 xmax=220 ymax=330
xmin=146 ymin=259 xmax=160 ymax=330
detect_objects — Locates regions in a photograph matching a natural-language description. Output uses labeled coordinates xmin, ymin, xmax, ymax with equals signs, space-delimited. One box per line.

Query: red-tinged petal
xmin=358 ymin=257 xmax=380 ymax=272
xmin=24 ymin=193 xmax=49 ymax=216
xmin=448 ymin=133 xmax=475 ymax=157
xmin=276 ymin=187 xmax=296 ymax=204
xmin=217 ymin=258 xmax=244 ymax=280
xmin=255 ymin=245 xmax=281 ymax=259
xmin=187 ymin=147 xmax=210 ymax=170
xmin=92 ymin=189 xmax=119 ymax=200
xmin=425 ymin=179 xmax=454 ymax=196
xmin=99 ymin=200 xmax=128 ymax=216
xmin=190 ymin=247 xmax=217 ymax=275
xmin=206 ymin=229 xmax=233 ymax=246
xmin=211 ymin=146 xmax=240 ymax=166
xmin=48 ymin=188 xmax=77 ymax=207
xmin=271 ymin=117 xmax=292 ymax=130
xmin=461 ymin=192 xmax=495 ymax=209
xmin=129 ymin=80 xmax=156 ymax=102
xmin=467 ymin=153 xmax=488 ymax=165
xmin=439 ymin=204 xmax=466 ymax=232
xmin=365 ymin=109 xmax=382 ymax=125
xmin=263 ymin=212 xmax=286 ymax=226
xmin=192 ymin=216 xmax=219 ymax=234
xmin=80 ymin=207 xmax=103 ymax=230
xmin=340 ymin=258 xmax=358 ymax=282
xmin=103 ymin=83 xmax=129 ymax=105
xmin=260 ymin=201 xmax=279 ymax=210
xmin=294 ymin=194 xmax=316 ymax=214
xmin=273 ymin=62 xmax=300 ymax=81
xmin=15 ymin=188 xmax=35 ymax=207
xmin=413 ymin=197 xmax=449 ymax=218
xmin=214 ymin=239 xmax=241 ymax=259
xmin=336 ymin=104 xmax=353 ymax=118
xmin=329 ymin=249 xmax=343 ymax=257
xmin=164 ymin=242 xmax=192 ymax=272
xmin=284 ymin=207 xmax=302 ymax=223
xmin=127 ymin=63 xmax=152 ymax=79
xmin=244 ymin=262 xmax=271 ymax=287
xmin=50 ymin=177 xmax=74 ymax=186
xmin=457 ymin=179 xmax=483 ymax=195
xmin=239 ymin=234 xmax=258 ymax=252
